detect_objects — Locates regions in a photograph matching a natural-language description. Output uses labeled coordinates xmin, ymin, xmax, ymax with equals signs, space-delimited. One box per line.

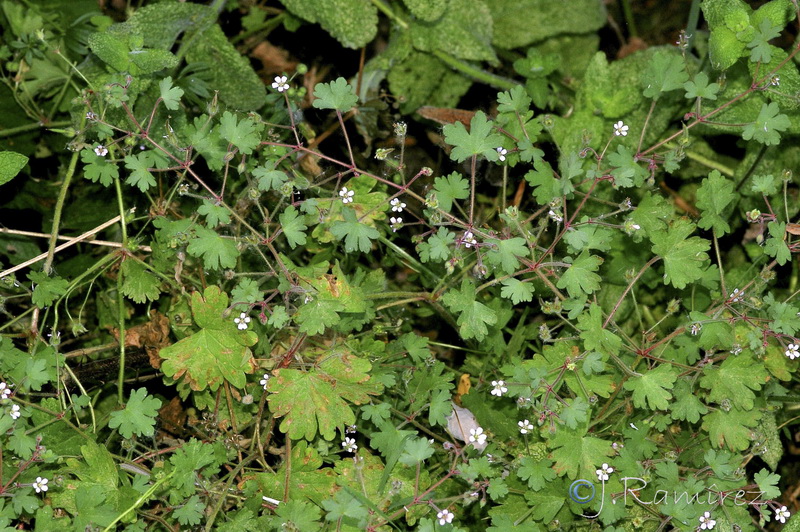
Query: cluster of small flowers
xmin=0 ymin=381 xmax=11 ymax=400
xmin=234 ymin=312 xmax=251 ymax=330
xmin=339 ymin=187 xmax=354 ymax=204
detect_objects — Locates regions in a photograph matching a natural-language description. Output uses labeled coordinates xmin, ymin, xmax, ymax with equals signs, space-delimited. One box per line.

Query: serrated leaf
xmin=108 ymin=388 xmax=161 ymax=439
xmin=641 ymin=51 xmax=689 ymax=98
xmin=683 ymin=71 xmax=720 ymax=100
xmin=747 ymin=19 xmax=782 ymax=63
xmin=81 ymin=148 xmax=118 ymax=186
xmin=557 ymin=251 xmax=603 ymax=298
xmin=623 ymin=365 xmax=678 ymax=411
xmin=432 ymin=172 xmax=469 ymax=212
xmin=312 ymin=77 xmax=359 ymax=111
xmin=699 ymin=354 xmax=768 ymax=410
xmin=417 ymin=227 xmax=454 ymax=262
xmin=696 ymin=170 xmax=737 ymax=235
xmin=669 ymin=379 xmax=708 ymax=423
xmin=702 ymin=408 xmax=761 ymax=451
xmin=763 ymin=221 xmax=791 ymax=265
xmin=219 ymin=111 xmax=261 ymax=155
xmin=28 ymin=271 xmax=68 ymax=307
xmin=441 ymin=279 xmax=498 ymax=341
xmin=279 ymin=206 xmax=308 ymax=249
xmin=577 ymin=303 xmax=621 ymax=356
xmin=517 ymin=457 xmax=556 ymax=491
xmin=549 ymin=428 xmax=612 ymax=479
xmin=0 ymin=151 xmax=28 ymax=186
xmin=607 ymin=145 xmax=648 ymax=188
xmin=651 ymin=220 xmax=710 ymax=289
xmin=120 ymin=259 xmax=161 ymax=304
xmin=124 ymin=151 xmax=156 ymax=192
xmin=330 ymin=207 xmax=380 ymax=253
xmin=158 ymin=76 xmax=184 ymax=110
xmin=500 ymin=278 xmax=534 ymax=304
xmin=186 ymin=226 xmax=240 ymax=270
xmin=754 ymin=469 xmax=781 ymax=499
xmin=267 ymin=352 xmax=382 ymax=440
xmin=253 ymin=164 xmax=288 ymax=192
xmin=197 ymin=199 xmax=231 ymax=227
xmin=160 ymin=286 xmax=257 ymax=391
xmin=443 ymin=111 xmax=504 ymax=163
xmin=485 ymin=237 xmax=528 ymax=274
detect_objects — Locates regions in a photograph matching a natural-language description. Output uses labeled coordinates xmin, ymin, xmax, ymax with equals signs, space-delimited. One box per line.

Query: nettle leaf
xmin=484 ymin=237 xmax=528 ymax=274
xmin=763 ymin=221 xmax=791 ymax=265
xmin=120 ymin=259 xmax=161 ymax=304
xmin=186 ymin=226 xmax=240 ymax=270
xmin=441 ymin=279 xmax=498 ymax=341
xmin=197 ymin=198 xmax=231 ymax=227
xmin=432 ymin=172 xmax=469 ymax=212
xmin=312 ymin=77 xmax=359 ymax=111
xmin=703 ymin=407 xmax=761 ymax=451
xmin=742 ymin=102 xmax=791 ymax=146
xmin=651 ymin=220 xmax=710 ymax=289
xmin=158 ymin=76 xmax=184 ymax=110
xmin=623 ymin=365 xmax=678 ymax=411
xmin=747 ymin=19 xmax=782 ymax=63
xmin=279 ymin=206 xmax=308 ymax=249
xmin=500 ymin=278 xmax=533 ymax=304
xmin=124 ymin=151 xmax=157 ymax=192
xmin=700 ymin=353 xmax=768 ymax=410
xmin=683 ymin=72 xmax=720 ymax=100
xmin=330 ymin=207 xmax=380 ymax=253
xmin=28 ymin=271 xmax=68 ymax=307
xmin=606 ymin=145 xmax=648 ymax=188
xmin=280 ymin=0 xmax=377 ymax=49
xmin=160 ymin=286 xmax=257 ymax=391
xmin=443 ymin=111 xmax=504 ymax=163
xmin=417 ymin=227 xmax=454 ymax=262
xmin=641 ymin=51 xmax=689 ymax=98
xmin=557 ymin=251 xmax=602 ymax=298
xmin=81 ymin=148 xmax=118 ymax=186
xmin=696 ymin=170 xmax=737 ymax=235
xmin=108 ymin=388 xmax=161 ymax=439
xmin=219 ymin=111 xmax=261 ymax=155
xmin=267 ymin=351 xmax=383 ymax=440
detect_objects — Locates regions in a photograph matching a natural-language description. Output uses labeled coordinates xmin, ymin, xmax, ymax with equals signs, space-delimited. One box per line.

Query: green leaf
xmin=253 ymin=164 xmax=288 ymax=192
xmin=28 ymin=271 xmax=68 ymax=307
xmin=269 ymin=500 xmax=324 ymax=532
xmin=764 ymin=293 xmax=800 ymax=335
xmin=696 ymin=170 xmax=737 ymax=235
xmin=699 ymin=354 xmax=768 ymax=410
xmin=197 ymin=199 xmax=231 ymax=227
xmin=120 ymin=259 xmax=161 ymax=304
xmin=230 ymin=278 xmax=262 ymax=310
xmin=641 ymin=51 xmax=689 ymax=98
xmin=750 ymin=174 xmax=779 ymax=195
xmin=160 ymin=286 xmax=258 ymax=391
xmin=280 ymin=0 xmax=377 ymax=49
xmin=398 ymin=437 xmax=435 ymax=465
xmin=669 ymin=379 xmax=708 ymax=423
xmin=549 ymin=428 xmax=612 ymax=479
xmin=485 ymin=237 xmax=528 ymax=274
xmin=81 ymin=148 xmax=118 ymax=186
xmin=742 ymin=102 xmax=791 ymax=146
xmin=186 ymin=226 xmax=240 ymax=270
xmin=556 ymin=251 xmax=603 ymax=298
xmin=651 ymin=220 xmax=710 ymax=289
xmin=173 ymin=495 xmax=203 ymax=526
xmin=577 ymin=303 xmax=622 ymax=356
xmin=417 ymin=227 xmax=454 ymax=262
xmin=754 ymin=468 xmax=782 ymax=499
xmin=158 ymin=76 xmax=184 ymax=110
xmin=517 ymin=457 xmax=556 ymax=491
xmin=500 ymin=278 xmax=534 ymax=304
xmin=279 ymin=206 xmax=308 ymax=249
xmin=432 ymin=172 xmax=469 ymax=212
xmin=524 ymin=159 xmax=562 ymax=204
xmin=441 ymin=279 xmax=498 ymax=341
xmin=623 ymin=365 xmax=678 ymax=411
xmin=330 ymin=207 xmax=380 ymax=253
xmin=169 ymin=439 xmax=220 ymax=499
xmin=294 ymin=298 xmax=343 ymax=335
xmin=267 ymin=352 xmax=382 ymax=440
xmin=703 ymin=407 xmax=761 ymax=451
xmin=747 ymin=18 xmax=782 ymax=63
xmin=607 ymin=145 xmax=648 ymax=188
xmin=108 ymin=388 xmax=161 ymax=439
xmin=683 ymin=72 xmax=720 ymax=100
xmin=443 ymin=111 xmax=504 ymax=163
xmin=763 ymin=221 xmax=791 ymax=265
xmin=409 ymin=0 xmax=496 ymax=62
xmin=219 ymin=111 xmax=261 ymax=155
xmin=496 ymin=84 xmax=532 ymax=114
xmin=561 ymin=397 xmax=590 ymax=429
xmin=312 ymin=77 xmax=359 ymax=111
xmin=0 ymin=151 xmax=28 ymax=186
xmin=124 ymin=151 xmax=157 ymax=192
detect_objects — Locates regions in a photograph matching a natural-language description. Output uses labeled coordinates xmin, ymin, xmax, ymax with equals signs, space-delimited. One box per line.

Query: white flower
xmin=612 ymin=442 xmax=624 ymax=451
xmin=596 ymin=463 xmax=613 ymax=481
xmin=490 ymin=380 xmax=507 ymax=397
xmin=342 ymin=437 xmax=357 ymax=453
xmin=234 ymin=312 xmax=251 ymax=330
xmin=690 ymin=323 xmax=702 ymax=336
xmin=32 ymin=477 xmax=48 ymax=494
xmin=437 ymin=509 xmax=454 ymax=526
xmin=786 ymin=343 xmax=800 ymax=360
xmin=9 ymin=404 xmax=20 ymax=420
xmin=85 ymin=112 xmax=97 ymax=121
xmin=518 ymin=419 xmax=533 ymax=434
xmin=259 ymin=373 xmax=270 ymax=390
xmin=771 ymin=75 xmax=780 ymax=86
xmin=729 ymin=288 xmax=744 ymax=303
xmin=730 ymin=344 xmax=742 ymax=355
xmin=623 ymin=219 xmax=641 ymax=234
xmin=613 ymin=121 xmax=629 ymax=136
xmin=94 ymin=145 xmax=108 ymax=157
xmin=271 ymin=75 xmax=290 ymax=93
xmin=339 ymin=187 xmax=354 ymax=204
xmin=389 ymin=216 xmax=402 ymax=232
xmin=462 ymin=231 xmax=478 ymax=248
xmin=699 ymin=511 xmax=716 ymax=530
xmin=0 ymin=382 xmax=11 ymax=400
xmin=468 ymin=427 xmax=487 ymax=446
xmin=496 ymin=147 xmax=507 ymax=162
xmin=776 ymin=506 xmax=791 ymax=524
xmin=390 ymin=198 xmax=406 ymax=212
xmin=548 ymin=209 xmax=563 ymax=223
xmin=346 ymin=424 xmax=357 ymax=434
